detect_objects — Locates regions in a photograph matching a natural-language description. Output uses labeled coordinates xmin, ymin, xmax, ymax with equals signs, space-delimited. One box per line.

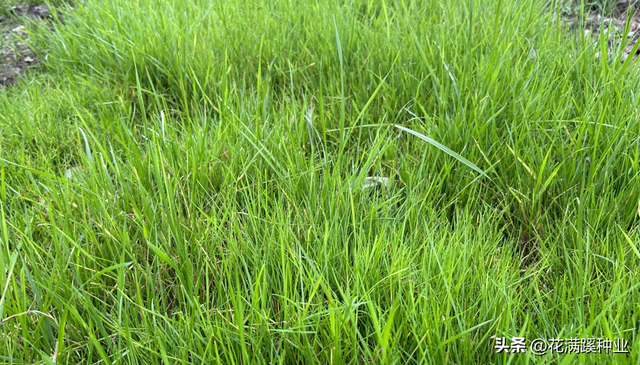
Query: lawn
xmin=1 ymin=0 xmax=640 ymax=363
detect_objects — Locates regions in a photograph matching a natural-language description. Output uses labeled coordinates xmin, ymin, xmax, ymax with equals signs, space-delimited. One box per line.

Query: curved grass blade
xmin=394 ymin=124 xmax=488 ymax=178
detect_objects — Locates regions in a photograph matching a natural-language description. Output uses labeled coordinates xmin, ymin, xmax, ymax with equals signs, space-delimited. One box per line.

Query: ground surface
xmin=0 ymin=4 xmax=53 ymax=86
xmin=563 ymin=1 xmax=640 ymax=59
xmin=2 ymin=0 xmax=640 ymax=364
xmin=0 ymin=2 xmax=65 ymax=87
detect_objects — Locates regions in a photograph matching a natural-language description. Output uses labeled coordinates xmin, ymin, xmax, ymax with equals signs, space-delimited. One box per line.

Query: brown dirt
xmin=0 ymin=4 xmax=56 ymax=88
xmin=563 ymin=1 xmax=640 ymax=61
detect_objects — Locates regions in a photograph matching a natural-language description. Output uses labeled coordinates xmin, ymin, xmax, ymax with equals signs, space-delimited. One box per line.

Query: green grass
xmin=1 ymin=0 xmax=640 ymax=363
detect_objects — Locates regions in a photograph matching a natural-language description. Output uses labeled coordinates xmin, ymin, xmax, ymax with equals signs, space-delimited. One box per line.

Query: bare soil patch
xmin=563 ymin=1 xmax=640 ymax=60
xmin=0 ymin=4 xmax=56 ymax=88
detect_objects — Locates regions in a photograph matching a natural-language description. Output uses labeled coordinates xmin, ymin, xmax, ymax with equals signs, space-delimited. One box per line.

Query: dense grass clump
xmin=1 ymin=0 xmax=640 ymax=363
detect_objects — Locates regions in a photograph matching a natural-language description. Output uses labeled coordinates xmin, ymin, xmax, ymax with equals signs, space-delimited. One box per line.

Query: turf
xmin=1 ymin=0 xmax=639 ymax=363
